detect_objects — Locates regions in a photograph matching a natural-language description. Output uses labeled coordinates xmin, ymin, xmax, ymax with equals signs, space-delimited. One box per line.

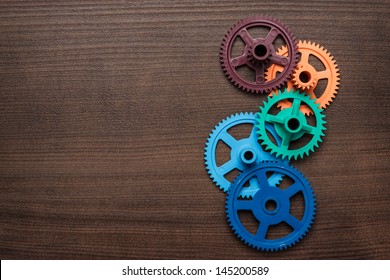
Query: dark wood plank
xmin=0 ymin=0 xmax=389 ymax=259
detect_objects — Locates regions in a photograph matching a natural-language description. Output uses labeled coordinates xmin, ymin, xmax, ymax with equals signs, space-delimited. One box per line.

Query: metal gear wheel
xmin=204 ymin=112 xmax=288 ymax=197
xmin=220 ymin=16 xmax=298 ymax=94
xmin=226 ymin=162 xmax=316 ymax=251
xmin=266 ymin=40 xmax=340 ymax=115
xmin=256 ymin=89 xmax=326 ymax=160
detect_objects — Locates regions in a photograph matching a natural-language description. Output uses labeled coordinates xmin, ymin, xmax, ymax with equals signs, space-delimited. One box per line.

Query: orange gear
xmin=266 ymin=40 xmax=340 ymax=115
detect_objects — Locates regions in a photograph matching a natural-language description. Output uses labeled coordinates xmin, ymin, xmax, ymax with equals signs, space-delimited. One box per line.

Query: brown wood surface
xmin=0 ymin=0 xmax=389 ymax=259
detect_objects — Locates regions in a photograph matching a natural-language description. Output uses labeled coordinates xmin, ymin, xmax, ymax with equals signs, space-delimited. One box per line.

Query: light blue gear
xmin=204 ymin=112 xmax=288 ymax=197
xmin=226 ymin=161 xmax=316 ymax=251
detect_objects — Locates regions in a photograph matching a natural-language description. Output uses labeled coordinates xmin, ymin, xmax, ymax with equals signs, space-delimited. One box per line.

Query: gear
xmin=220 ymin=16 xmax=298 ymax=94
xmin=256 ymin=89 xmax=326 ymax=160
xmin=204 ymin=112 xmax=288 ymax=197
xmin=226 ymin=162 xmax=316 ymax=251
xmin=266 ymin=41 xmax=340 ymax=115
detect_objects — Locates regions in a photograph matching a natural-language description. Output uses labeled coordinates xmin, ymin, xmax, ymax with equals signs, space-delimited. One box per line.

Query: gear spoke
xmin=220 ymin=132 xmax=237 ymax=148
xmin=231 ymin=53 xmax=249 ymax=68
xmin=256 ymin=169 xmax=270 ymax=188
xmin=234 ymin=199 xmax=254 ymax=211
xmin=249 ymin=177 xmax=260 ymax=189
xmin=302 ymin=124 xmax=316 ymax=135
xmin=264 ymin=28 xmax=280 ymax=45
xmin=265 ymin=114 xmax=284 ymax=124
xmin=218 ymin=160 xmax=235 ymax=175
xmin=238 ymin=28 xmax=254 ymax=46
xmin=317 ymin=70 xmax=330 ymax=80
xmin=301 ymin=51 xmax=309 ymax=64
xmin=269 ymin=54 xmax=290 ymax=66
xmin=291 ymin=98 xmax=301 ymax=115
xmin=285 ymin=214 xmax=303 ymax=230
xmin=255 ymin=222 xmax=269 ymax=239
xmin=255 ymin=63 xmax=265 ymax=84
xmin=249 ymin=125 xmax=258 ymax=140
xmin=281 ymin=133 xmax=291 ymax=149
xmin=284 ymin=182 xmax=301 ymax=198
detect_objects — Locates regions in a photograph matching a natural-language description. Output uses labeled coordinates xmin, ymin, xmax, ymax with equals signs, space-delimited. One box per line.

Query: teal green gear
xmin=256 ymin=89 xmax=326 ymax=160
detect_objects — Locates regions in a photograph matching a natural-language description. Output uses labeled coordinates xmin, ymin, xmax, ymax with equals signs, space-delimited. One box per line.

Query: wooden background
xmin=0 ymin=0 xmax=389 ymax=259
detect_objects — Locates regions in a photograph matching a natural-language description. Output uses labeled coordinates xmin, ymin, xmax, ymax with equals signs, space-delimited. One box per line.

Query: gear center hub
xmin=294 ymin=64 xmax=319 ymax=89
xmin=299 ymin=71 xmax=311 ymax=83
xmin=253 ymin=43 xmax=269 ymax=60
xmin=239 ymin=147 xmax=257 ymax=165
xmin=262 ymin=196 xmax=281 ymax=215
xmin=264 ymin=199 xmax=278 ymax=213
xmin=285 ymin=117 xmax=302 ymax=133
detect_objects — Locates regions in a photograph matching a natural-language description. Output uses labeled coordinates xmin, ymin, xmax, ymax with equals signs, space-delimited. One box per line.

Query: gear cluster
xmin=205 ymin=16 xmax=340 ymax=251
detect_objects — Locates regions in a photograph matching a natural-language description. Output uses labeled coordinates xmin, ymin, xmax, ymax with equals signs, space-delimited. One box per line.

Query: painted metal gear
xmin=256 ymin=89 xmax=326 ymax=160
xmin=266 ymin=41 xmax=340 ymax=115
xmin=220 ymin=16 xmax=298 ymax=94
xmin=226 ymin=162 xmax=316 ymax=251
xmin=204 ymin=112 xmax=288 ymax=197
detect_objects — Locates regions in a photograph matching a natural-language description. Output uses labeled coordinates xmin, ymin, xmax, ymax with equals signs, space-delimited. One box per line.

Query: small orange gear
xmin=266 ymin=40 xmax=340 ymax=115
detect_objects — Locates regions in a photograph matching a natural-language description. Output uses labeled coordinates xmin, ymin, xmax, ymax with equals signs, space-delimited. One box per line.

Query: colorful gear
xmin=204 ymin=112 xmax=288 ymax=197
xmin=220 ymin=16 xmax=298 ymax=94
xmin=226 ymin=162 xmax=316 ymax=251
xmin=256 ymin=89 xmax=326 ymax=160
xmin=266 ymin=40 xmax=340 ymax=115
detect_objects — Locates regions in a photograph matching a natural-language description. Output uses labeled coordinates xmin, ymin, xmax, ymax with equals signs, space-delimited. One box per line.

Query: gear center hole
xmin=254 ymin=44 xmax=267 ymax=58
xmin=265 ymin=199 xmax=277 ymax=211
xmin=244 ymin=151 xmax=254 ymax=161
xmin=287 ymin=118 xmax=300 ymax=131
xmin=299 ymin=71 xmax=311 ymax=83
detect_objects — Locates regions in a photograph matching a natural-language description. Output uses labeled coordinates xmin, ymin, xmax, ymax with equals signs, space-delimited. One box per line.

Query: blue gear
xmin=204 ymin=112 xmax=287 ymax=197
xmin=226 ymin=161 xmax=316 ymax=251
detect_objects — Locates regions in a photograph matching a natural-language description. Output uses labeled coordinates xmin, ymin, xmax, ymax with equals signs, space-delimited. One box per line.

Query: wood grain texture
xmin=0 ymin=0 xmax=389 ymax=259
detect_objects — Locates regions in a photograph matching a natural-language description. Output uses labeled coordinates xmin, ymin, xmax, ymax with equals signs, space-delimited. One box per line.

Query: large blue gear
xmin=204 ymin=112 xmax=287 ymax=197
xmin=226 ymin=162 xmax=316 ymax=251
